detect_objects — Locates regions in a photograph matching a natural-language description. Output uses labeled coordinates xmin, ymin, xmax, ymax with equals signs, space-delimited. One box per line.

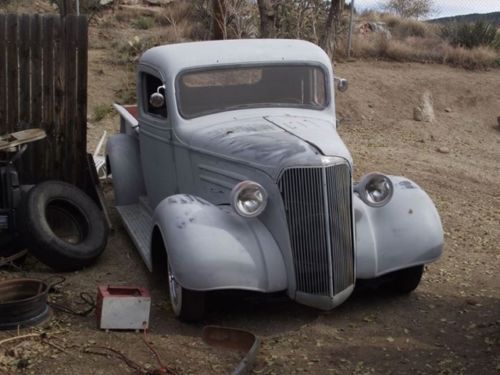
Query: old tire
xmin=167 ymin=260 xmax=206 ymax=322
xmin=23 ymin=181 xmax=108 ymax=272
xmin=386 ymin=265 xmax=424 ymax=294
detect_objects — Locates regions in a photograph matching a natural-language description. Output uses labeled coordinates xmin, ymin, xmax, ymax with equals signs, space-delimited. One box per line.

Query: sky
xmin=351 ymin=0 xmax=500 ymax=18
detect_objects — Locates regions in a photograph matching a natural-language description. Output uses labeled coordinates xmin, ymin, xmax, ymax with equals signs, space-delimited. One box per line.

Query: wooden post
xmin=62 ymin=0 xmax=76 ymax=17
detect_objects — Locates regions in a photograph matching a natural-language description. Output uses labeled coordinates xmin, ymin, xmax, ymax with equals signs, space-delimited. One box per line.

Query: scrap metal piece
xmin=96 ymin=286 xmax=151 ymax=330
xmin=202 ymin=326 xmax=260 ymax=375
xmin=0 ymin=278 xmax=52 ymax=330
xmin=0 ymin=129 xmax=46 ymax=151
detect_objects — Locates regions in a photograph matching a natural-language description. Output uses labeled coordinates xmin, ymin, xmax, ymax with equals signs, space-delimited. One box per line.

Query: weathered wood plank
xmin=76 ymin=16 xmax=88 ymax=188
xmin=41 ymin=16 xmax=54 ymax=128
xmin=31 ymin=15 xmax=42 ymax=127
xmin=27 ymin=15 xmax=45 ymax=183
xmin=18 ymin=14 xmax=30 ymax=127
xmin=52 ymin=15 xmax=65 ymax=181
xmin=0 ymin=16 xmax=7 ymax=134
xmin=6 ymin=14 xmax=18 ymax=133
xmin=63 ymin=15 xmax=78 ymax=185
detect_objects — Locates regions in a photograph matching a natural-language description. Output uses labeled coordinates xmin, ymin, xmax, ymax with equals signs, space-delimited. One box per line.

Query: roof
xmin=139 ymin=39 xmax=332 ymax=77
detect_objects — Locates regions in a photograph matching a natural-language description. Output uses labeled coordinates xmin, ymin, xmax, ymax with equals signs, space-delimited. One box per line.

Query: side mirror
xmin=334 ymin=77 xmax=349 ymax=93
xmin=149 ymin=85 xmax=166 ymax=108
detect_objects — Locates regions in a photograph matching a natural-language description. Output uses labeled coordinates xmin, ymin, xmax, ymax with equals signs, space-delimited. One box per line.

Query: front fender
xmin=355 ymin=176 xmax=444 ymax=279
xmin=153 ymin=194 xmax=287 ymax=292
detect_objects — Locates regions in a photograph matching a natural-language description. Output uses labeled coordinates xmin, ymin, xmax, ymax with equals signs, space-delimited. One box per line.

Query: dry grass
xmin=346 ymin=11 xmax=500 ymax=70
xmin=442 ymin=45 xmax=499 ymax=69
xmin=381 ymin=14 xmax=437 ymax=39
xmin=344 ymin=33 xmax=499 ymax=70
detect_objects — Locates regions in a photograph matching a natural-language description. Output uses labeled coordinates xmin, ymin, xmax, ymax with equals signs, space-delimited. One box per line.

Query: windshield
xmin=177 ymin=65 xmax=327 ymax=118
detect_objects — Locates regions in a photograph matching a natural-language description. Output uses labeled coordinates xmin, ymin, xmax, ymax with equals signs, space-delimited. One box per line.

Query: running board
xmin=116 ymin=203 xmax=153 ymax=271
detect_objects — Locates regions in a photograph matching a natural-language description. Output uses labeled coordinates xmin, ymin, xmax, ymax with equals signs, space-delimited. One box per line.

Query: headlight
xmin=230 ymin=181 xmax=268 ymax=218
xmin=356 ymin=173 xmax=393 ymax=207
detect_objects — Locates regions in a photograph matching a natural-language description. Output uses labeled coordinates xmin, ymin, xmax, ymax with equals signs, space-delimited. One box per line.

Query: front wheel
xmin=167 ymin=261 xmax=206 ymax=322
xmin=385 ymin=265 xmax=424 ymax=294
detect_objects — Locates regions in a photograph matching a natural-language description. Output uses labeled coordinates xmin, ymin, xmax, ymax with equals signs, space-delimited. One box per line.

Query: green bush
xmin=493 ymin=32 xmax=500 ymax=50
xmin=441 ymin=21 xmax=498 ymax=49
xmin=93 ymin=104 xmax=113 ymax=122
xmin=134 ymin=16 xmax=154 ymax=30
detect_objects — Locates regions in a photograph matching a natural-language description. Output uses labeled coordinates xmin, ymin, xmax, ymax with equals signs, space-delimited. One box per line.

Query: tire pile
xmin=1 ymin=181 xmax=108 ymax=272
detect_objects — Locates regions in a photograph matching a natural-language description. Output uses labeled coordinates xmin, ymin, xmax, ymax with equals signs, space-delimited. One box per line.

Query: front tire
xmin=167 ymin=261 xmax=206 ymax=322
xmin=385 ymin=265 xmax=424 ymax=294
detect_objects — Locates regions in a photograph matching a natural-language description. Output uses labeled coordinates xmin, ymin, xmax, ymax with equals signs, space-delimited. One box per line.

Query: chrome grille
xmin=278 ymin=164 xmax=354 ymax=297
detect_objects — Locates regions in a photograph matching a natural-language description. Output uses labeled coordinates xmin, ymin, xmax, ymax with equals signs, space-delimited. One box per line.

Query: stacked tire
xmin=21 ymin=181 xmax=108 ymax=272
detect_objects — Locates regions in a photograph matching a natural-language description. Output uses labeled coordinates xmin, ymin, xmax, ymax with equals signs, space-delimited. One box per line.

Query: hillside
xmin=430 ymin=11 xmax=500 ymax=25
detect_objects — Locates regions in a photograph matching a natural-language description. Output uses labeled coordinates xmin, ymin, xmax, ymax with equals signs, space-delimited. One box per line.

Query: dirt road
xmin=1 ymin=60 xmax=499 ymax=374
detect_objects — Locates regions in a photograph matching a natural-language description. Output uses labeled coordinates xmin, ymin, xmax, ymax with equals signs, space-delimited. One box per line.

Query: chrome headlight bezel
xmin=230 ymin=180 xmax=268 ymax=218
xmin=356 ymin=173 xmax=394 ymax=208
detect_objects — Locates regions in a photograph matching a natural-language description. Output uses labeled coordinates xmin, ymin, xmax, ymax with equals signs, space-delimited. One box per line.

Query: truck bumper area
xmin=354 ymin=176 xmax=444 ymax=279
xmin=294 ymin=284 xmax=354 ymax=310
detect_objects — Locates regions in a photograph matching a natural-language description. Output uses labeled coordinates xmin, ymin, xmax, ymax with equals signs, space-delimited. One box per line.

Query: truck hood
xmin=185 ymin=115 xmax=352 ymax=176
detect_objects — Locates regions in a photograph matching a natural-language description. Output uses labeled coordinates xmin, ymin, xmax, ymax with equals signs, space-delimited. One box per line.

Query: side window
xmin=143 ymin=73 xmax=167 ymax=118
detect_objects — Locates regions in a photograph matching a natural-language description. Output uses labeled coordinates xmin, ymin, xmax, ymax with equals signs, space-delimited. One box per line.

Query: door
xmin=138 ymin=70 xmax=178 ymax=208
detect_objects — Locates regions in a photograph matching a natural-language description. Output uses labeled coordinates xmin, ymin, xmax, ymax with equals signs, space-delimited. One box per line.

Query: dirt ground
xmin=1 ymin=8 xmax=500 ymax=373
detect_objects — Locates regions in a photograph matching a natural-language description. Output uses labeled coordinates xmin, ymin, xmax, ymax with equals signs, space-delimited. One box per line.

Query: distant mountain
xmin=430 ymin=12 xmax=500 ymax=26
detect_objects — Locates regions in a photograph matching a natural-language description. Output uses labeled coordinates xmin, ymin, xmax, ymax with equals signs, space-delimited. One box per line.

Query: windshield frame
xmin=175 ymin=62 xmax=331 ymax=120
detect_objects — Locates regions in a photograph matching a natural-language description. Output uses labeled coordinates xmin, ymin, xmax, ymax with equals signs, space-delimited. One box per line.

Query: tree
xmin=257 ymin=0 xmax=277 ymax=38
xmin=320 ymin=0 xmax=344 ymax=56
xmin=384 ymin=0 xmax=436 ymax=19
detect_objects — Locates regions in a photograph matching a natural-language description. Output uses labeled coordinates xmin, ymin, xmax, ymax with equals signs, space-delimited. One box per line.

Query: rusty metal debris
xmin=202 ymin=326 xmax=260 ymax=375
xmin=0 ymin=279 xmax=52 ymax=330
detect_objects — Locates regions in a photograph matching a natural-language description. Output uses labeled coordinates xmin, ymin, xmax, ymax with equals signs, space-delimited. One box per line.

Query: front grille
xmin=278 ymin=163 xmax=354 ymax=297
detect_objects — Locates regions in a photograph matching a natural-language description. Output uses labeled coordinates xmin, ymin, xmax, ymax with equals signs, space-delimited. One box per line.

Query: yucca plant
xmin=441 ymin=21 xmax=498 ymax=49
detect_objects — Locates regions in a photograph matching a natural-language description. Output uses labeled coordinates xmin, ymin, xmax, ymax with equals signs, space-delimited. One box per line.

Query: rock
xmin=100 ymin=0 xmax=114 ymax=5
xmin=444 ymin=108 xmax=451 ymax=113
xmin=357 ymin=22 xmax=392 ymax=39
xmin=145 ymin=0 xmax=174 ymax=5
xmin=413 ymin=91 xmax=435 ymax=122
xmin=121 ymin=0 xmax=141 ymax=4
xmin=437 ymin=147 xmax=450 ymax=154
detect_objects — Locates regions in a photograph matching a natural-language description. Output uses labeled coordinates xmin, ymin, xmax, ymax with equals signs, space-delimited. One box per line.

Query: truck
xmin=106 ymin=39 xmax=444 ymax=321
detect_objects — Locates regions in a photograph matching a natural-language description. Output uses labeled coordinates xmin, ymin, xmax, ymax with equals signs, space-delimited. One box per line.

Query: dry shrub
xmin=190 ymin=0 xmax=258 ymax=40
xmin=442 ymin=45 xmax=499 ymax=70
xmin=358 ymin=10 xmax=383 ymax=23
xmin=347 ymin=32 xmax=500 ymax=69
xmin=347 ymin=34 xmax=389 ymax=58
xmin=154 ymin=0 xmax=192 ymax=26
xmin=346 ymin=12 xmax=500 ymax=70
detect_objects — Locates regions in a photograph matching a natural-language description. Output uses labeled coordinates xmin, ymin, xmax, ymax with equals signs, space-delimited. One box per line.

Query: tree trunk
xmin=321 ymin=0 xmax=343 ymax=56
xmin=257 ymin=0 xmax=276 ymax=38
xmin=212 ymin=0 xmax=226 ymax=40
